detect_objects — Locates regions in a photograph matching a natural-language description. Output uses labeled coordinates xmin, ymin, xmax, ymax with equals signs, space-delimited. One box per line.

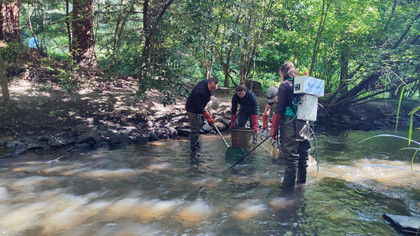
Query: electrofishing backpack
xmin=292 ymin=76 xmax=325 ymax=121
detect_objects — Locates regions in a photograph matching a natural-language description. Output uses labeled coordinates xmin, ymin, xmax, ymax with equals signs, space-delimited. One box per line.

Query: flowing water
xmin=0 ymin=129 xmax=419 ymax=235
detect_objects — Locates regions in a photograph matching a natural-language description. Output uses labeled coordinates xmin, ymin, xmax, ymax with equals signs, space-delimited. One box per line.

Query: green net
xmin=225 ymin=147 xmax=245 ymax=160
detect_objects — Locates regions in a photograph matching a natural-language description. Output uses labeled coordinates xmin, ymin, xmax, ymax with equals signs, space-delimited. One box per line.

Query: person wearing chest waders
xmin=186 ymin=77 xmax=219 ymax=156
xmin=229 ymin=84 xmax=259 ymax=132
xmin=262 ymin=87 xmax=278 ymax=131
xmin=270 ymin=62 xmax=311 ymax=192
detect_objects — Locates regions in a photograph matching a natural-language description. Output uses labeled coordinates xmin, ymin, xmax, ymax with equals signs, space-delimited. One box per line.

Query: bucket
xmin=230 ymin=128 xmax=255 ymax=148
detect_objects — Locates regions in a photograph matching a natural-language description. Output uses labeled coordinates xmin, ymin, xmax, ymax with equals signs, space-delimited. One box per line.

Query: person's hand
xmin=270 ymin=114 xmax=281 ymax=139
xmin=229 ymin=114 xmax=236 ymax=129
xmin=270 ymin=127 xmax=277 ymax=140
xmin=203 ymin=111 xmax=215 ymax=125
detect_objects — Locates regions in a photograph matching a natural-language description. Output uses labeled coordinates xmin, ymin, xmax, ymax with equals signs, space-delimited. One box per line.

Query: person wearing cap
xmin=262 ymin=87 xmax=278 ymax=131
xmin=186 ymin=77 xmax=219 ymax=155
xmin=229 ymin=84 xmax=259 ymax=132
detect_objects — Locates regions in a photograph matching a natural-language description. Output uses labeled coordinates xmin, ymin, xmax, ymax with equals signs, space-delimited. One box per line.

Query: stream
xmin=0 ymin=129 xmax=419 ymax=235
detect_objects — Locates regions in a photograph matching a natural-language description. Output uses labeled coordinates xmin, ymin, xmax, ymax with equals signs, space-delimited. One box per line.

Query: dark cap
xmin=266 ymin=87 xmax=278 ymax=103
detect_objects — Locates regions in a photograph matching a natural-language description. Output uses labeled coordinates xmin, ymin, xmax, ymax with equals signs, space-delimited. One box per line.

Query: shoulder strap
xmin=284 ymin=78 xmax=299 ymax=116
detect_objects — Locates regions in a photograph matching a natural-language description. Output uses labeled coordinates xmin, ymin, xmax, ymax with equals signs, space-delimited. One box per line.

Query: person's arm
xmin=263 ymin=104 xmax=271 ymax=116
xmin=262 ymin=104 xmax=271 ymax=130
xmin=249 ymin=93 xmax=259 ymax=132
xmin=271 ymin=84 xmax=287 ymax=138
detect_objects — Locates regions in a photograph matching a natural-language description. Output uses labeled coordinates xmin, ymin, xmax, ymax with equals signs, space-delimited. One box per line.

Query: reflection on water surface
xmin=0 ymin=129 xmax=419 ymax=235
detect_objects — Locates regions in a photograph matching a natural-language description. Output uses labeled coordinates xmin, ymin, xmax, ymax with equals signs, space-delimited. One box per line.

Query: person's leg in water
xmin=297 ymin=139 xmax=310 ymax=184
xmin=187 ymin=112 xmax=202 ymax=155
xmin=279 ymin=117 xmax=300 ymax=192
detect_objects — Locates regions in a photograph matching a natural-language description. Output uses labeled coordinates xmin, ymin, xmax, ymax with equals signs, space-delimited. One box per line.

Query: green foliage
xmin=17 ymin=0 xmax=419 ymax=107
xmin=395 ymin=85 xmax=405 ymax=133
xmin=0 ymin=40 xmax=24 ymax=63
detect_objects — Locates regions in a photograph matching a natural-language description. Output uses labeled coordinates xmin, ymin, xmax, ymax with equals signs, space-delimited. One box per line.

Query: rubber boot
xmin=281 ymin=165 xmax=297 ymax=191
xmin=297 ymin=168 xmax=307 ymax=184
xmin=297 ymin=152 xmax=309 ymax=184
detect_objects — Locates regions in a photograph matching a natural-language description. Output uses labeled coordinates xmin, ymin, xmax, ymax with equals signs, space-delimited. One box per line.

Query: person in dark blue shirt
xmin=229 ymin=84 xmax=259 ymax=132
xmin=186 ymin=77 xmax=218 ymax=154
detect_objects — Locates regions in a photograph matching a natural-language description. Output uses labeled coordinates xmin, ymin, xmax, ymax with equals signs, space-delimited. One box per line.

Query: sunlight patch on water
xmin=146 ymin=162 xmax=172 ymax=172
xmin=137 ymin=199 xmax=181 ymax=222
xmin=191 ymin=177 xmax=223 ymax=188
xmin=314 ymin=158 xmax=420 ymax=189
xmin=177 ymin=200 xmax=215 ymax=226
xmin=231 ymin=199 xmax=267 ymax=220
xmin=269 ymin=197 xmax=299 ymax=211
xmin=79 ymin=168 xmax=141 ymax=179
xmin=0 ymin=187 xmax=10 ymax=200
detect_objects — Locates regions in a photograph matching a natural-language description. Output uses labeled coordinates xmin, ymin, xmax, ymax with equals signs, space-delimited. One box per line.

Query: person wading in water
xmin=186 ymin=77 xmax=219 ymax=157
xmin=270 ymin=62 xmax=311 ymax=192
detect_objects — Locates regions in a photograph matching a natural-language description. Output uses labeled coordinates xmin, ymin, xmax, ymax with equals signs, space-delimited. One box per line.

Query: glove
xmin=270 ymin=114 xmax=282 ymax=139
xmin=262 ymin=114 xmax=269 ymax=131
xmin=251 ymin=115 xmax=259 ymax=132
xmin=229 ymin=114 xmax=236 ymax=129
xmin=203 ymin=111 xmax=215 ymax=125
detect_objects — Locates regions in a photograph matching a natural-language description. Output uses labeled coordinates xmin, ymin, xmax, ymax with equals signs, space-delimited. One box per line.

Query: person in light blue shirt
xmin=28 ymin=36 xmax=38 ymax=48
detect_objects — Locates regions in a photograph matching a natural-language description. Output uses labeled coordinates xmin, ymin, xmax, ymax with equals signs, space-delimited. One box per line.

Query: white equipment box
xmin=297 ymin=94 xmax=318 ymax=121
xmin=293 ymin=76 xmax=324 ymax=97
xmin=294 ymin=76 xmax=324 ymax=121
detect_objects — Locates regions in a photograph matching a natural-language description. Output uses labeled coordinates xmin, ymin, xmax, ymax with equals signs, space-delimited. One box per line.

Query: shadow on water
xmin=0 ymin=129 xmax=418 ymax=235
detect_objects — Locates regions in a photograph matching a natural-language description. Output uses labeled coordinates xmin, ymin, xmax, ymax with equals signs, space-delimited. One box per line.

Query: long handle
xmin=230 ymin=135 xmax=271 ymax=168
xmin=213 ymin=124 xmax=230 ymax=148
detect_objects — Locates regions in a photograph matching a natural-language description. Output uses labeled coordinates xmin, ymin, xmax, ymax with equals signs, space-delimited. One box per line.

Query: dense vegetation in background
xmin=1 ymin=0 xmax=419 ymax=113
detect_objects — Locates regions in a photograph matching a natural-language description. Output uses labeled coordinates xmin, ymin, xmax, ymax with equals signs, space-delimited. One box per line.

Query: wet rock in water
xmin=176 ymin=128 xmax=190 ymax=137
xmin=383 ymin=213 xmax=420 ymax=235
xmin=149 ymin=132 xmax=159 ymax=141
xmin=26 ymin=143 xmax=44 ymax=151
xmin=5 ymin=141 xmax=27 ymax=155
xmin=67 ymin=137 xmax=77 ymax=145
xmin=48 ymin=138 xmax=66 ymax=148
xmin=129 ymin=135 xmax=148 ymax=145
xmin=202 ymin=124 xmax=213 ymax=133
xmin=214 ymin=121 xmax=226 ymax=131
xmin=37 ymin=136 xmax=49 ymax=142
xmin=217 ymin=117 xmax=231 ymax=127
xmin=109 ymin=132 xmax=129 ymax=147
xmin=166 ymin=126 xmax=178 ymax=137
xmin=76 ymin=129 xmax=100 ymax=146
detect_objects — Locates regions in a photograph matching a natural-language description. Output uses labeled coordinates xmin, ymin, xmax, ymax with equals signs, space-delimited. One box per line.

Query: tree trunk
xmin=72 ymin=0 xmax=97 ymax=67
xmin=0 ymin=0 xmax=19 ymax=43
xmin=0 ymin=53 xmax=9 ymax=105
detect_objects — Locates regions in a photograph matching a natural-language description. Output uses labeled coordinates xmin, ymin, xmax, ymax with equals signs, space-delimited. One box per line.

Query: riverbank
xmin=0 ymin=70 xmax=418 ymax=157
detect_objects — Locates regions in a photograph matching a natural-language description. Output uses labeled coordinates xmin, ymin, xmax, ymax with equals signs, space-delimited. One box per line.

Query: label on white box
xmin=294 ymin=76 xmax=324 ymax=97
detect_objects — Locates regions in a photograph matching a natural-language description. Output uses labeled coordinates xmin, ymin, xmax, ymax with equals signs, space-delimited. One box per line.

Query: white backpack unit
xmin=293 ymin=76 xmax=324 ymax=121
